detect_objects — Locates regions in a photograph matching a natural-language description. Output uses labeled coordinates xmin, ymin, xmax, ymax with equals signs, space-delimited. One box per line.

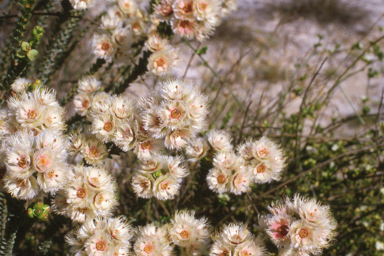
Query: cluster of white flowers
xmin=206 ymin=130 xmax=286 ymax=195
xmin=52 ymin=164 xmax=118 ymax=222
xmin=260 ymin=194 xmax=337 ymax=256
xmin=69 ymin=0 xmax=98 ymax=10
xmin=72 ymin=78 xmax=209 ymax=200
xmin=66 ymin=216 xmax=133 ymax=255
xmin=90 ymin=0 xmax=181 ymax=76
xmin=141 ymin=79 xmax=209 ymax=150
xmin=89 ymin=0 xmax=237 ymax=75
xmin=169 ymin=210 xmax=212 ymax=255
xmin=210 ymin=222 xmax=266 ymax=256
xmin=154 ymin=0 xmax=237 ymax=41
xmin=133 ymin=222 xmax=173 ymax=255
xmin=134 ymin=210 xmax=211 ymax=255
xmin=0 ymin=82 xmax=68 ymax=199
xmin=91 ymin=0 xmax=151 ymax=61
xmin=132 ymin=155 xmax=187 ymax=200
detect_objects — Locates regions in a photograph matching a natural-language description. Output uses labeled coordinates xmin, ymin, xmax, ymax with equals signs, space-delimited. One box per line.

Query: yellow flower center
xmin=299 ymin=228 xmax=309 ymax=238
xmin=143 ymin=244 xmax=153 ymax=254
xmin=90 ymin=148 xmax=99 ymax=158
xmin=27 ymin=110 xmax=37 ymax=119
xmin=104 ymin=122 xmax=113 ymax=132
xmin=180 ymin=230 xmax=189 ymax=239
xmin=96 ymin=241 xmax=106 ymax=251
xmin=141 ymin=141 xmax=151 ymax=150
xmin=77 ymin=188 xmax=86 ymax=198
xmin=217 ymin=174 xmax=227 ymax=184
xmin=256 ymin=164 xmax=266 ymax=173
xmin=171 ymin=109 xmax=181 ymax=119
xmin=160 ymin=181 xmax=169 ymax=190
xmin=18 ymin=157 xmax=29 ymax=168
xmin=101 ymin=43 xmax=110 ymax=51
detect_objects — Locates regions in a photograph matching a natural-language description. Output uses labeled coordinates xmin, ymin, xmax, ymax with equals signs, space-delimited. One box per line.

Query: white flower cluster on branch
xmin=260 ymin=194 xmax=337 ymax=256
xmin=205 ymin=129 xmax=286 ymax=195
xmin=52 ymin=164 xmax=118 ymax=222
xmin=154 ymin=0 xmax=237 ymax=41
xmin=0 ymin=83 xmax=68 ymax=199
xmin=66 ymin=216 xmax=133 ymax=255
xmin=210 ymin=222 xmax=266 ymax=256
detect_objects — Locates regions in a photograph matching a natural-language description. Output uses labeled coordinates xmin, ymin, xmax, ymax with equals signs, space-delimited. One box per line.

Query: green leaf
xmin=16 ymin=51 xmax=25 ymax=58
xmin=196 ymin=46 xmax=208 ymax=55
xmin=21 ymin=41 xmax=30 ymax=51
xmin=27 ymin=49 xmax=38 ymax=61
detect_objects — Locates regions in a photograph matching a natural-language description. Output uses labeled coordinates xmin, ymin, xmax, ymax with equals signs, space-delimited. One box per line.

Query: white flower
xmin=164 ymin=128 xmax=192 ymax=150
xmin=207 ymin=129 xmax=232 ymax=152
xmin=12 ymin=95 xmax=45 ymax=128
xmin=90 ymin=92 xmax=112 ymax=116
xmin=134 ymin=139 xmax=163 ymax=160
xmin=171 ymin=18 xmax=196 ymax=39
xmin=113 ymin=119 xmax=137 ymax=152
xmin=132 ymin=173 xmax=154 ymax=199
xmin=68 ymin=133 xmax=86 ymax=154
xmin=233 ymin=239 xmax=266 ymax=256
xmin=213 ymin=151 xmax=237 ymax=172
xmin=118 ymin=0 xmax=137 ymax=16
xmin=82 ymin=137 xmax=108 ymax=165
xmin=92 ymin=33 xmax=116 ymax=59
xmin=33 ymin=148 xmax=56 ymax=173
xmin=11 ymin=78 xmax=30 ymax=93
xmin=185 ymin=137 xmax=209 ymax=162
xmin=92 ymin=114 xmax=116 ymax=142
xmin=111 ymin=95 xmax=135 ymax=119
xmin=229 ymin=166 xmax=251 ymax=195
xmin=160 ymin=79 xmax=194 ymax=101
xmin=148 ymin=46 xmax=179 ymax=76
xmin=134 ymin=236 xmax=164 ymax=256
xmin=193 ymin=0 xmax=220 ymax=22
xmin=33 ymin=87 xmax=58 ymax=106
xmin=167 ymin=155 xmax=188 ymax=179
xmin=153 ymin=173 xmax=180 ymax=200
xmin=43 ymin=105 xmax=65 ymax=130
xmin=101 ymin=5 xmax=124 ymax=30
xmin=143 ymin=107 xmax=167 ymax=139
xmin=108 ymin=216 xmax=133 ymax=243
xmin=113 ymin=27 xmax=133 ymax=49
xmin=37 ymin=163 xmax=68 ymax=193
xmin=78 ymin=76 xmax=101 ymax=94
xmin=162 ymin=100 xmax=188 ymax=129
xmin=69 ymin=0 xmax=97 ymax=9
xmin=237 ymin=140 xmax=254 ymax=161
xmin=154 ymin=0 xmax=174 ymax=19
xmin=170 ymin=210 xmax=211 ymax=248
xmin=173 ymin=0 xmax=195 ymax=21
xmin=220 ymin=223 xmax=252 ymax=248
xmin=4 ymin=130 xmax=34 ymax=178
xmin=74 ymin=93 xmax=91 ymax=116
xmin=206 ymin=168 xmax=229 ymax=194
xmin=3 ymin=175 xmax=38 ymax=199
xmin=85 ymin=230 xmax=114 ymax=255
xmin=146 ymin=33 xmax=169 ymax=52
xmin=290 ymin=220 xmax=322 ymax=255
